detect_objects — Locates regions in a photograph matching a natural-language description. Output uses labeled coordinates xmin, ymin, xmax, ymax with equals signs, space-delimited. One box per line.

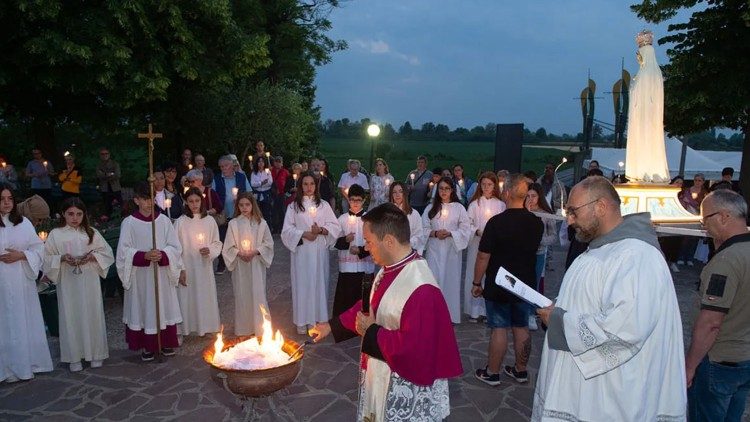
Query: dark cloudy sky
xmin=314 ymin=1 xmax=690 ymax=135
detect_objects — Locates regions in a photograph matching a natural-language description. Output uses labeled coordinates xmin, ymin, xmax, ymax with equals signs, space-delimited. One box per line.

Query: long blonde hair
xmin=469 ymin=172 xmax=502 ymax=204
xmin=233 ymin=192 xmax=263 ymax=223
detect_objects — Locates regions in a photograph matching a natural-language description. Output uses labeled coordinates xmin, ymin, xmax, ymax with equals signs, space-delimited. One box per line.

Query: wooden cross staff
xmin=138 ymin=124 xmax=165 ymax=361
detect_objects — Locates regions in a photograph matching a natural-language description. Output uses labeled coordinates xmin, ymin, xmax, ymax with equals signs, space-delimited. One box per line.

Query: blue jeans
xmin=534 ymin=251 xmax=546 ymax=294
xmin=688 ymin=357 xmax=750 ymax=422
xmin=485 ymin=300 xmax=530 ymax=329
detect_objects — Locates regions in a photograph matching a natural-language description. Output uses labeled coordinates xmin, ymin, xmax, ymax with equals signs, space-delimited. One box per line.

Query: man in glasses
xmin=534 ymin=176 xmax=686 ymax=421
xmin=687 ymin=189 xmax=750 ymax=421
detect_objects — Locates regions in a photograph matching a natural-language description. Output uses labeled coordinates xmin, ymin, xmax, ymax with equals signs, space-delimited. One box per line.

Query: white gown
xmin=422 ymin=202 xmax=472 ymax=324
xmin=174 ymin=215 xmax=222 ymax=336
xmin=222 ymin=216 xmax=274 ymax=336
xmin=116 ymin=213 xmax=183 ymax=333
xmin=43 ymin=226 xmax=114 ymax=363
xmin=464 ymin=197 xmax=506 ymax=319
xmin=0 ymin=215 xmax=53 ymax=381
xmin=406 ymin=208 xmax=425 ymax=255
xmin=281 ymin=198 xmax=341 ymax=327
xmin=533 ymin=238 xmax=686 ymax=421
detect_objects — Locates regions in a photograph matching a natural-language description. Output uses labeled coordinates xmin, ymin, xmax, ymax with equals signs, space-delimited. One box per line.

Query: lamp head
xmin=367 ymin=124 xmax=381 ymax=138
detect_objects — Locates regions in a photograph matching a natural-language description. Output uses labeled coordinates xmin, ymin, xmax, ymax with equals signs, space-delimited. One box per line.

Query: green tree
xmin=632 ymin=0 xmax=750 ymax=200
xmin=399 ymin=121 xmax=413 ymax=135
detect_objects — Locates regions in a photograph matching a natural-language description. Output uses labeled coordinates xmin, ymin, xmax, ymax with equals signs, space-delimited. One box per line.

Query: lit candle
xmin=188 ymin=164 xmax=193 ymax=170
xmin=293 ymin=174 xmax=298 ymax=181
xmin=265 ymin=152 xmax=270 ymax=160
xmin=231 ymin=187 xmax=239 ymax=199
xmin=197 ymin=233 xmax=206 ymax=248
xmin=38 ymin=231 xmax=48 ymax=242
xmin=691 ymin=192 xmax=698 ymax=200
xmin=410 ymin=173 xmax=415 ymax=185
xmin=348 ymin=215 xmax=356 ymax=230
xmin=1 ymin=161 xmax=6 ymax=168
xmin=248 ymin=155 xmax=253 ymax=162
xmin=265 ymin=168 xmax=270 ymax=174
xmin=183 ymin=186 xmax=189 ymax=194
xmin=344 ymin=187 xmax=349 ymax=196
xmin=64 ymin=151 xmax=70 ymax=157
xmin=385 ymin=178 xmax=391 ymax=186
xmin=484 ymin=208 xmax=491 ymax=221
xmin=319 ymin=171 xmax=324 ymax=177
xmin=308 ymin=206 xmax=317 ymax=223
xmin=164 ymin=198 xmax=172 ymax=219
xmin=241 ymin=239 xmax=252 ymax=252
xmin=498 ymin=181 xmax=505 ymax=192
xmin=440 ymin=207 xmax=449 ymax=231
xmin=43 ymin=160 xmax=48 ymax=168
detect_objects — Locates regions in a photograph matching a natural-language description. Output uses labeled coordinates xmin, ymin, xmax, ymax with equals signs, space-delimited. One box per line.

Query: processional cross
xmin=138 ymin=124 xmax=165 ymax=361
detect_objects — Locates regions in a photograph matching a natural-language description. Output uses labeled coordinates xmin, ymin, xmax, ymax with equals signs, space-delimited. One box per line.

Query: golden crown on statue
xmin=636 ymin=30 xmax=654 ymax=48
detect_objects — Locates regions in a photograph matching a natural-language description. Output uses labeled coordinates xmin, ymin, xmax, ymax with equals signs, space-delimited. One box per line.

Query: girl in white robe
xmin=0 ymin=184 xmax=53 ymax=382
xmin=281 ymin=173 xmax=341 ymax=334
xmin=43 ymin=198 xmax=114 ymax=371
xmin=175 ymin=188 xmax=222 ymax=337
xmin=464 ymin=172 xmax=506 ymax=322
xmin=422 ymin=177 xmax=472 ymax=324
xmin=388 ymin=181 xmax=425 ymax=255
xmin=221 ymin=192 xmax=274 ymax=336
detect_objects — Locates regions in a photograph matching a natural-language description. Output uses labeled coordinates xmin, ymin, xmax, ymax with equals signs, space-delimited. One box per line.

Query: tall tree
xmin=632 ymin=0 xmax=750 ymax=202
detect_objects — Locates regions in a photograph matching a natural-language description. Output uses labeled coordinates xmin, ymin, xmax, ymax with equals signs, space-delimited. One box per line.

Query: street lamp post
xmin=367 ymin=123 xmax=381 ymax=174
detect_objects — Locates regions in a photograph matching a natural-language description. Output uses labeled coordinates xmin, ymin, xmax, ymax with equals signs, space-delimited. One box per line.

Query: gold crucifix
xmin=137 ymin=123 xmax=165 ymax=361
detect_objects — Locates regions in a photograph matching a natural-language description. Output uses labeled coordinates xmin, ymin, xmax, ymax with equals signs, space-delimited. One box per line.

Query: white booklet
xmin=494 ymin=266 xmax=553 ymax=308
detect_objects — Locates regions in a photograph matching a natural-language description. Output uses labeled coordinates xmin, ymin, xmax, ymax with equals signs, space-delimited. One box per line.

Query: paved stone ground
xmin=0 ymin=238 xmax=736 ymax=421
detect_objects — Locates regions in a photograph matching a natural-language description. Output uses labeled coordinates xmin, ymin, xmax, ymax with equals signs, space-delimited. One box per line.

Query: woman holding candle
xmin=388 ymin=181 xmax=425 ymax=254
xmin=524 ymin=183 xmax=558 ymax=330
xmin=43 ymin=198 xmax=114 ymax=371
xmin=0 ymin=183 xmax=53 ymax=382
xmin=0 ymin=155 xmax=19 ymax=190
xmin=250 ymin=157 xmax=273 ymax=223
xmin=222 ymin=192 xmax=274 ymax=336
xmin=422 ymin=177 xmax=472 ymax=324
xmin=368 ymin=158 xmax=394 ymax=210
xmin=154 ymin=170 xmax=182 ymax=220
xmin=284 ymin=163 xmax=303 ymax=207
xmin=174 ymin=188 xmax=222 ymax=337
xmin=58 ymin=154 xmax=83 ymax=199
xmin=452 ymin=164 xmax=474 ymax=207
xmin=281 ymin=172 xmax=341 ymax=335
xmin=464 ymin=172 xmax=506 ymax=323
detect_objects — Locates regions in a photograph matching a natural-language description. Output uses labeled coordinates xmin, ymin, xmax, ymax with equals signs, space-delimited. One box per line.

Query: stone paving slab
xmin=0 ymin=238 xmax=744 ymax=421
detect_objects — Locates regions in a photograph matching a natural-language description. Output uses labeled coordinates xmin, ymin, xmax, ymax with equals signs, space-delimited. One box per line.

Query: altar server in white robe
xmin=116 ymin=182 xmax=183 ymax=361
xmin=222 ymin=191 xmax=274 ymax=336
xmin=175 ymin=188 xmax=222 ymax=337
xmin=422 ymin=176 xmax=472 ymax=324
xmin=464 ymin=172 xmax=505 ymax=322
xmin=535 ymin=176 xmax=686 ymax=421
xmin=43 ymin=198 xmax=114 ymax=372
xmin=281 ymin=172 xmax=341 ymax=334
xmin=388 ymin=181 xmax=425 ymax=255
xmin=0 ymin=184 xmax=53 ymax=382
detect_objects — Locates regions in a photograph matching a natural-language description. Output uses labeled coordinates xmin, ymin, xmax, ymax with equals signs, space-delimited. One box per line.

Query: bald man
xmin=533 ymin=176 xmax=687 ymax=421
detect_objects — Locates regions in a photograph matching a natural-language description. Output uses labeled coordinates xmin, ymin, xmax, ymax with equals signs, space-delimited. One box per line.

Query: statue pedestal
xmin=615 ymin=183 xmax=700 ymax=224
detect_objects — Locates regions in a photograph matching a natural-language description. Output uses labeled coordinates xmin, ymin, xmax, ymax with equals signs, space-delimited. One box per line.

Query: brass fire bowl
xmin=203 ymin=336 xmax=303 ymax=398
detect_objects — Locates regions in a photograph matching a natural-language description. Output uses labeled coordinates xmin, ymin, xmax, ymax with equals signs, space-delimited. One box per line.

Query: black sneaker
xmin=503 ymin=365 xmax=528 ymax=383
xmin=161 ymin=348 xmax=176 ymax=357
xmin=474 ymin=367 xmax=502 ymax=386
xmin=141 ymin=351 xmax=155 ymax=362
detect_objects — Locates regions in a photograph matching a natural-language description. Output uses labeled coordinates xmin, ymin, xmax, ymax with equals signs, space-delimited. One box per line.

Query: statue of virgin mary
xmin=624 ymin=30 xmax=670 ymax=183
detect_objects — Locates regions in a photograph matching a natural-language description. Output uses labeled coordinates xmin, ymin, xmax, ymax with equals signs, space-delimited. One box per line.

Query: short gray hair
xmin=218 ymin=155 xmax=234 ymax=165
xmin=186 ymin=169 xmax=204 ymax=182
xmin=704 ymin=189 xmax=748 ymax=219
xmin=347 ymin=159 xmax=361 ymax=168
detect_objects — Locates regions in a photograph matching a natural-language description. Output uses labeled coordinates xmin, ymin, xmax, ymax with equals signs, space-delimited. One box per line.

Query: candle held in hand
xmin=197 ymin=233 xmax=206 ymax=247
xmin=241 ymin=239 xmax=252 ymax=252
xmin=232 ymin=187 xmax=239 ymax=198
xmin=38 ymin=231 xmax=48 ymax=242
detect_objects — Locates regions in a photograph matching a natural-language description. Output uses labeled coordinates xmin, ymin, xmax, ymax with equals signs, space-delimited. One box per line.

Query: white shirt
xmin=338 ymin=171 xmax=369 ymax=191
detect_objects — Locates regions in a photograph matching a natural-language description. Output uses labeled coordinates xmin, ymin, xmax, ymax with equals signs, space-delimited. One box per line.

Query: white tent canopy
xmin=590 ymin=137 xmax=742 ymax=181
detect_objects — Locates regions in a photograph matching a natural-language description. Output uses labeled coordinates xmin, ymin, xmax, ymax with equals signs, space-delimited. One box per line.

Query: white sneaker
xmin=90 ymin=360 xmax=103 ymax=368
xmin=677 ymin=260 xmax=685 ymax=265
xmin=687 ymin=261 xmax=694 ymax=267
xmin=670 ymin=262 xmax=680 ymax=273
xmin=528 ymin=316 xmax=538 ymax=331
xmin=69 ymin=362 xmax=83 ymax=372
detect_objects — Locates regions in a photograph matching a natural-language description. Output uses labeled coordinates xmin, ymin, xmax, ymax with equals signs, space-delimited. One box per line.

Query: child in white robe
xmin=43 ymin=198 xmax=114 ymax=371
xmin=388 ymin=181 xmax=425 ymax=254
xmin=175 ymin=187 xmax=222 ymax=337
xmin=221 ymin=192 xmax=274 ymax=336
xmin=423 ymin=176 xmax=472 ymax=324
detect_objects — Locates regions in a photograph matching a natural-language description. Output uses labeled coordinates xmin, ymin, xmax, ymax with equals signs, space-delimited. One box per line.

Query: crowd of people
xmin=1 ymin=143 xmax=748 ymax=421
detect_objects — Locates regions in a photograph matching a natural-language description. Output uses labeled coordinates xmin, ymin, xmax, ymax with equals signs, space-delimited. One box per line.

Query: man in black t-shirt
xmin=471 ymin=174 xmax=543 ymax=386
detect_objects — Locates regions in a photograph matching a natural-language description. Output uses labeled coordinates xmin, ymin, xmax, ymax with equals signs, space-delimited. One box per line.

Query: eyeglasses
xmin=349 ymin=198 xmax=364 ymax=203
xmin=700 ymin=211 xmax=721 ymax=226
xmin=565 ymin=198 xmax=599 ymax=218
xmin=438 ymin=186 xmax=453 ymax=191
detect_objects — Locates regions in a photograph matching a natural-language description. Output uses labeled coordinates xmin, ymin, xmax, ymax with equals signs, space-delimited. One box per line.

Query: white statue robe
xmin=116 ymin=213 xmax=183 ymax=333
xmin=174 ymin=215 xmax=222 ymax=336
xmin=421 ymin=202 xmax=472 ymax=324
xmin=222 ymin=215 xmax=274 ymax=336
xmin=406 ymin=209 xmax=425 ymax=255
xmin=43 ymin=226 xmax=114 ymax=363
xmin=464 ymin=197 xmax=506 ymax=319
xmin=281 ymin=198 xmax=341 ymax=327
xmin=0 ymin=216 xmax=53 ymax=381
xmin=532 ymin=238 xmax=687 ymax=421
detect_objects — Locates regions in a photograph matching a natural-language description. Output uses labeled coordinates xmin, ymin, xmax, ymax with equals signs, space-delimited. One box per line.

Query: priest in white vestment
xmin=281 ymin=173 xmax=341 ymax=334
xmin=0 ymin=184 xmax=53 ymax=382
xmin=174 ymin=188 xmax=222 ymax=337
xmin=534 ymin=176 xmax=686 ymax=421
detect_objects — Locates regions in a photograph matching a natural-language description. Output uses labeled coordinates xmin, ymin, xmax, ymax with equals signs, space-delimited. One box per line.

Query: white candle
xmin=293 ymin=174 xmax=298 ymax=181
xmin=440 ymin=208 xmax=449 ymax=231
xmin=308 ymin=206 xmax=317 ymax=223
xmin=43 ymin=160 xmax=48 ymax=169
xmin=385 ymin=178 xmax=391 ymax=186
xmin=484 ymin=208 xmax=491 ymax=222
xmin=265 ymin=168 xmax=270 ymax=174
xmin=241 ymin=239 xmax=252 ymax=252
xmin=183 ymin=186 xmax=189 ymax=194
xmin=248 ymin=155 xmax=253 ymax=162
xmin=498 ymin=181 xmax=504 ymax=192
xmin=38 ymin=231 xmax=48 ymax=242
xmin=344 ymin=187 xmax=349 ymax=196
xmin=410 ymin=173 xmax=415 ymax=185
xmin=164 ymin=198 xmax=172 ymax=219
xmin=232 ymin=187 xmax=239 ymax=199
xmin=265 ymin=152 xmax=271 ymax=159
xmin=197 ymin=233 xmax=206 ymax=248
xmin=691 ymin=192 xmax=698 ymax=200
xmin=319 ymin=171 xmax=324 ymax=177
xmin=2 ymin=161 xmax=7 ymax=168
xmin=188 ymin=164 xmax=193 ymax=170
xmin=348 ymin=215 xmax=356 ymax=230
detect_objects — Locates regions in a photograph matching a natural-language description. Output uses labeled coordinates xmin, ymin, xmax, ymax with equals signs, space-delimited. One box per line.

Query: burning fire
xmin=212 ymin=305 xmax=290 ymax=370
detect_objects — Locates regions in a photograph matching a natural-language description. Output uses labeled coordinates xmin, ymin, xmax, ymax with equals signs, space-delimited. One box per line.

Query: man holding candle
xmin=310 ymin=203 xmax=462 ymax=421
xmin=25 ymin=148 xmax=54 ymax=206
xmin=406 ymin=156 xmax=432 ymax=214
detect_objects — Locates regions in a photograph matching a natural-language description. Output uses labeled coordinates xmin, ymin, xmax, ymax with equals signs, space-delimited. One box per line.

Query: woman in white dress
xmin=388 ymin=181 xmax=425 ymax=254
xmin=222 ymin=192 xmax=274 ymax=336
xmin=44 ymin=198 xmax=114 ymax=372
xmin=422 ymin=177 xmax=472 ymax=324
xmin=0 ymin=183 xmax=53 ymax=382
xmin=368 ymin=158 xmax=394 ymax=210
xmin=281 ymin=172 xmax=341 ymax=334
xmin=174 ymin=187 xmax=222 ymax=337
xmin=464 ymin=172 xmax=505 ymax=322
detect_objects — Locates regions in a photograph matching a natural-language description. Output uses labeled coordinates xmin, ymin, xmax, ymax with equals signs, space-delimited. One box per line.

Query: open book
xmin=494 ymin=266 xmax=553 ymax=308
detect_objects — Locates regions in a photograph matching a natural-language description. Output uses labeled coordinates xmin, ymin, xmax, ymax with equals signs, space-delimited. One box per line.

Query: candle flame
xmin=410 ymin=173 xmax=415 ymax=180
xmin=248 ymin=155 xmax=253 ymax=162
xmin=38 ymin=231 xmax=48 ymax=242
xmin=441 ymin=208 xmax=448 ymax=218
xmin=231 ymin=187 xmax=239 ymax=197
xmin=1 ymin=161 xmax=6 ymax=167
xmin=293 ymin=174 xmax=298 ymax=180
xmin=385 ymin=178 xmax=391 ymax=186
xmin=241 ymin=239 xmax=251 ymax=250
xmin=188 ymin=164 xmax=193 ymax=170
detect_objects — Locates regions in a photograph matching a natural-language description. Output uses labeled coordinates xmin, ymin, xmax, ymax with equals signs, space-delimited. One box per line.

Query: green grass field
xmin=318 ymin=137 xmax=570 ymax=181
